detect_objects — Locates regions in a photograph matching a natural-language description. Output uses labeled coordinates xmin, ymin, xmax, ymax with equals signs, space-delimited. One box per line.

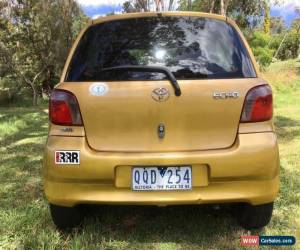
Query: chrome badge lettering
xmin=213 ymin=92 xmax=239 ymax=99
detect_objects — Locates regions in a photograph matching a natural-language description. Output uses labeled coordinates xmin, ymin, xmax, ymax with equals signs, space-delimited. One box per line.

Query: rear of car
xmin=43 ymin=12 xmax=279 ymax=229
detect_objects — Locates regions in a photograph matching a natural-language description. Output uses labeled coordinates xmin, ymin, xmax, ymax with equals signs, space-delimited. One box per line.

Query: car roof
xmin=91 ymin=11 xmax=231 ymax=26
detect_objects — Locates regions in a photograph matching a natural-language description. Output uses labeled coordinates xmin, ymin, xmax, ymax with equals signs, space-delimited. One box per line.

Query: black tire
xmin=236 ymin=202 xmax=274 ymax=230
xmin=49 ymin=203 xmax=82 ymax=229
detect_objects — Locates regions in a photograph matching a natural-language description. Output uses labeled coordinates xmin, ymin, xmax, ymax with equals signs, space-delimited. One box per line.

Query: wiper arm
xmin=100 ymin=65 xmax=182 ymax=96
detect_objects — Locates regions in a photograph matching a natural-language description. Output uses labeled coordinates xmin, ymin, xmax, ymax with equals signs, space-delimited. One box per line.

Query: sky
xmin=76 ymin=0 xmax=300 ymax=27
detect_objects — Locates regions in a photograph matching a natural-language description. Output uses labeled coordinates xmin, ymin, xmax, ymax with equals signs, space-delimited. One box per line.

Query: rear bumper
xmin=43 ymin=132 xmax=280 ymax=207
xmin=44 ymin=178 xmax=279 ymax=207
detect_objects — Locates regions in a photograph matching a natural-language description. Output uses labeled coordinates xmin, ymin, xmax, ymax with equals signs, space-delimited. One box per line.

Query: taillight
xmin=49 ymin=89 xmax=83 ymax=126
xmin=240 ymin=85 xmax=273 ymax=123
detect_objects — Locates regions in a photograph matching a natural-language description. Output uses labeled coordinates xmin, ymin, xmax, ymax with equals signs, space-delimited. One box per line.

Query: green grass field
xmin=0 ymin=60 xmax=299 ymax=249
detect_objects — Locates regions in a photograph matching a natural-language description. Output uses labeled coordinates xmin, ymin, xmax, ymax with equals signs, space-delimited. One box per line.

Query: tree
xmin=178 ymin=0 xmax=269 ymax=30
xmin=178 ymin=0 xmax=212 ymax=13
xmin=123 ymin=0 xmax=176 ymax=12
xmin=291 ymin=18 xmax=300 ymax=34
xmin=270 ymin=16 xmax=285 ymax=34
xmin=188 ymin=0 xmax=192 ymax=10
xmin=263 ymin=1 xmax=270 ymax=34
xmin=123 ymin=0 xmax=150 ymax=12
xmin=0 ymin=0 xmax=88 ymax=105
xmin=292 ymin=6 xmax=300 ymax=34
xmin=219 ymin=0 xmax=229 ymax=16
xmin=249 ymin=31 xmax=273 ymax=69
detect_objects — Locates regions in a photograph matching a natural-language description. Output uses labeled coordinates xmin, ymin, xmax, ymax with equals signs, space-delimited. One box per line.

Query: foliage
xmin=178 ymin=0 xmax=212 ymax=13
xmin=253 ymin=46 xmax=273 ymax=69
xmin=248 ymin=31 xmax=273 ymax=69
xmin=269 ymin=34 xmax=283 ymax=51
xmin=275 ymin=33 xmax=300 ymax=60
xmin=249 ymin=31 xmax=270 ymax=47
xmin=263 ymin=2 xmax=270 ymax=34
xmin=123 ymin=0 xmax=150 ymax=12
xmin=270 ymin=16 xmax=285 ymax=34
xmin=123 ymin=0 xmax=176 ymax=12
xmin=0 ymin=0 xmax=88 ymax=105
xmin=270 ymin=19 xmax=300 ymax=61
xmin=291 ymin=18 xmax=300 ymax=34
xmin=178 ymin=0 xmax=267 ymax=30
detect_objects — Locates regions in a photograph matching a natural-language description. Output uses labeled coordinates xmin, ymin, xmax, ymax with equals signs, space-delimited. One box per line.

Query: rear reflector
xmin=240 ymin=85 xmax=273 ymax=123
xmin=49 ymin=89 xmax=83 ymax=126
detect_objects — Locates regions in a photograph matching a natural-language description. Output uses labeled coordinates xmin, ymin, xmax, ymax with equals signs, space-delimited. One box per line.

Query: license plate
xmin=132 ymin=166 xmax=192 ymax=191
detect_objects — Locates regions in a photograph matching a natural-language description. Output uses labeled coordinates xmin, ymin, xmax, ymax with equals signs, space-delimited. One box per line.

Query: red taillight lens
xmin=241 ymin=85 xmax=273 ymax=122
xmin=49 ymin=89 xmax=83 ymax=126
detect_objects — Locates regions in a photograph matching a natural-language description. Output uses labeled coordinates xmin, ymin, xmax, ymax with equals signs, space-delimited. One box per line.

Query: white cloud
xmin=271 ymin=0 xmax=300 ymax=21
xmin=271 ymin=0 xmax=300 ymax=10
xmin=76 ymin=0 xmax=127 ymax=7
xmin=92 ymin=14 xmax=104 ymax=19
xmin=91 ymin=10 xmax=122 ymax=19
xmin=76 ymin=0 xmax=178 ymax=10
xmin=114 ymin=10 xmax=123 ymax=14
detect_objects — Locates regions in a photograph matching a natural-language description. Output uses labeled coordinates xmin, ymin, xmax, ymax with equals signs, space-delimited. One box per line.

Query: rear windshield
xmin=66 ymin=16 xmax=256 ymax=81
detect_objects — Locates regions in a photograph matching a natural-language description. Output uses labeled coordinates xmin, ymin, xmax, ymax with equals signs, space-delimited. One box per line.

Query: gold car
xmin=44 ymin=12 xmax=279 ymax=229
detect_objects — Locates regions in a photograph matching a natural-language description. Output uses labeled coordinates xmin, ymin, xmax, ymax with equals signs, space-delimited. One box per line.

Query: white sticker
xmin=55 ymin=151 xmax=80 ymax=165
xmin=89 ymin=83 xmax=108 ymax=96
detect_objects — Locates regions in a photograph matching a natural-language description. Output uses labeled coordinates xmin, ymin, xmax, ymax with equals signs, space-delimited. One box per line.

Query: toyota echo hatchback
xmin=44 ymin=12 xmax=279 ymax=229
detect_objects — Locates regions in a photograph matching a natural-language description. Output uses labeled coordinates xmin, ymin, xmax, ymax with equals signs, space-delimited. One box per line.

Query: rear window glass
xmin=66 ymin=16 xmax=256 ymax=81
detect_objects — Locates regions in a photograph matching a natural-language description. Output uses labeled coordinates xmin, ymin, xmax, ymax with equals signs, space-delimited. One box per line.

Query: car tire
xmin=237 ymin=202 xmax=274 ymax=230
xmin=50 ymin=203 xmax=82 ymax=229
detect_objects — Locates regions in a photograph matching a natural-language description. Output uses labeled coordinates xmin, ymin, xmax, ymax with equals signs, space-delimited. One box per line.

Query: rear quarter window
xmin=66 ymin=16 xmax=256 ymax=81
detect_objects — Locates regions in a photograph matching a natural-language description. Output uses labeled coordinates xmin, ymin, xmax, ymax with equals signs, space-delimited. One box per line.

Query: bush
xmin=276 ymin=33 xmax=300 ymax=60
xmin=252 ymin=47 xmax=273 ymax=69
xmin=269 ymin=34 xmax=283 ymax=51
xmin=0 ymin=88 xmax=13 ymax=104
xmin=249 ymin=32 xmax=270 ymax=48
xmin=248 ymin=31 xmax=273 ymax=69
xmin=0 ymin=78 xmax=14 ymax=104
xmin=0 ymin=77 xmax=30 ymax=105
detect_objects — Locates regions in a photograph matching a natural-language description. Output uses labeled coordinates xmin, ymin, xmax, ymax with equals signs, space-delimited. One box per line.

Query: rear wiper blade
xmin=100 ymin=65 xmax=182 ymax=97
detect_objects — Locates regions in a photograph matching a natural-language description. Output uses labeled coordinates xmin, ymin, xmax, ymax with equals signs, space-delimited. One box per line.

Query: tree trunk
xmin=1 ymin=44 xmax=43 ymax=106
xmin=155 ymin=0 xmax=164 ymax=11
xmin=32 ymin=87 xmax=38 ymax=106
xmin=188 ymin=0 xmax=192 ymax=11
xmin=220 ymin=0 xmax=225 ymax=15
xmin=29 ymin=70 xmax=43 ymax=106
xmin=210 ymin=0 xmax=215 ymax=13
xmin=220 ymin=0 xmax=229 ymax=16
xmin=168 ymin=0 xmax=175 ymax=10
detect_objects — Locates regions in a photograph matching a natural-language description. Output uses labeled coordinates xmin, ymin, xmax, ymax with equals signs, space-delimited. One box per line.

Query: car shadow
xmin=62 ymin=204 xmax=264 ymax=248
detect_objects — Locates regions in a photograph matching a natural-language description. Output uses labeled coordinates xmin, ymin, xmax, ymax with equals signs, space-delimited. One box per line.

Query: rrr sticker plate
xmin=55 ymin=151 xmax=80 ymax=165
xmin=132 ymin=166 xmax=192 ymax=191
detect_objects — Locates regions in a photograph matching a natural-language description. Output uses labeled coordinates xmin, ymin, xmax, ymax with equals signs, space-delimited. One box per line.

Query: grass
xmin=0 ymin=60 xmax=299 ymax=249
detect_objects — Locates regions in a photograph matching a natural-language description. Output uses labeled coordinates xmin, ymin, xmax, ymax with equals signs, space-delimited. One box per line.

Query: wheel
xmin=236 ymin=202 xmax=274 ymax=230
xmin=49 ymin=203 xmax=82 ymax=229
